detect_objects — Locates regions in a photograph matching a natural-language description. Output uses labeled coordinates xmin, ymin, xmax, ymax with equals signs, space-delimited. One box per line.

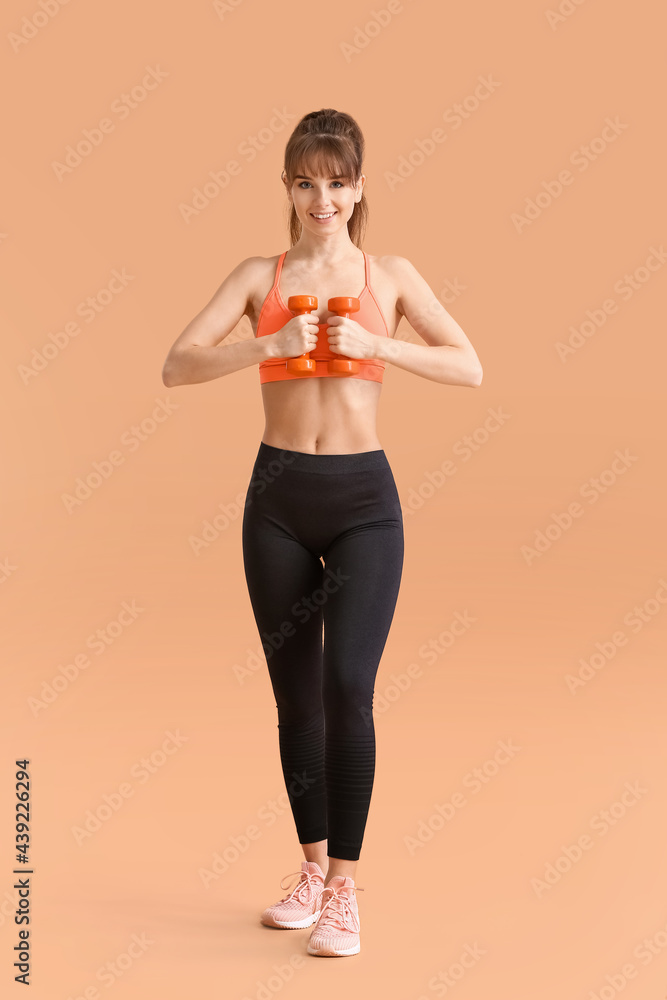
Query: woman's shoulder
xmin=228 ymin=254 xmax=281 ymax=293
xmin=232 ymin=254 xmax=285 ymax=319
xmin=368 ymin=253 xmax=416 ymax=294
xmin=235 ymin=253 xmax=281 ymax=273
xmin=370 ymin=253 xmax=415 ymax=273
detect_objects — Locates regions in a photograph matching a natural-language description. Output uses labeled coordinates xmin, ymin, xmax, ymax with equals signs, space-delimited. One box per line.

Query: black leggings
xmin=241 ymin=441 xmax=404 ymax=861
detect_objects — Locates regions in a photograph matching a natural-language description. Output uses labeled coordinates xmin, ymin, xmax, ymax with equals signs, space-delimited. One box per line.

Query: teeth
xmin=313 ymin=212 xmax=335 ymax=219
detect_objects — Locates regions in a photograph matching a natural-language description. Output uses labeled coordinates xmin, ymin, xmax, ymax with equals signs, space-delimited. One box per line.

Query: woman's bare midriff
xmin=260 ymin=377 xmax=383 ymax=454
xmin=248 ymin=251 xmax=400 ymax=455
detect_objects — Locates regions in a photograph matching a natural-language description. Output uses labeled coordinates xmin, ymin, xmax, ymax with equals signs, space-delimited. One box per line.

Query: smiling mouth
xmin=311 ymin=212 xmax=337 ymax=221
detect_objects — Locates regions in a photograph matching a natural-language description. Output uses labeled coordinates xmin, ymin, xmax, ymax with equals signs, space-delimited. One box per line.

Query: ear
xmin=355 ymin=174 xmax=366 ymax=202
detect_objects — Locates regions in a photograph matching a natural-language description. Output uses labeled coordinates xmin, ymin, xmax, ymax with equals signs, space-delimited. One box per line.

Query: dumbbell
xmin=285 ymin=294 xmax=362 ymax=377
xmin=326 ymin=297 xmax=361 ymax=376
xmin=285 ymin=295 xmax=318 ymax=375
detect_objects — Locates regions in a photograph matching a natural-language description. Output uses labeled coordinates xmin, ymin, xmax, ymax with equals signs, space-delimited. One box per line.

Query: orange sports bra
xmin=255 ymin=250 xmax=390 ymax=384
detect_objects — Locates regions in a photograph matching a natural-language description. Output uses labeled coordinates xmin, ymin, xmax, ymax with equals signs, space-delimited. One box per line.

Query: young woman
xmin=162 ymin=108 xmax=482 ymax=958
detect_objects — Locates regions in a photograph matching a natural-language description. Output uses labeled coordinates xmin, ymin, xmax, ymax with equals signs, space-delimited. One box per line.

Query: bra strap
xmin=273 ymin=251 xmax=288 ymax=292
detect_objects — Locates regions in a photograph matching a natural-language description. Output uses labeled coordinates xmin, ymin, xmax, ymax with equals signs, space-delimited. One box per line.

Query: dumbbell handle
xmin=327 ymin=297 xmax=361 ymax=376
xmin=285 ymin=295 xmax=318 ymax=375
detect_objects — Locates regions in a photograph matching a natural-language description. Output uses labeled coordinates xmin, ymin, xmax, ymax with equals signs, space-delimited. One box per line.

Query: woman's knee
xmin=322 ymin=673 xmax=375 ymax=726
xmin=276 ymin=702 xmax=324 ymax=730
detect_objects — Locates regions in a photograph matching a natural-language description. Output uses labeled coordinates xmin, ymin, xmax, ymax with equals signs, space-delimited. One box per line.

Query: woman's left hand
xmin=325 ymin=316 xmax=380 ymax=360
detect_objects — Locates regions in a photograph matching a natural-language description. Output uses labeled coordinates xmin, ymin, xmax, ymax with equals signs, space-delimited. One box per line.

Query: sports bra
xmin=255 ymin=249 xmax=390 ymax=384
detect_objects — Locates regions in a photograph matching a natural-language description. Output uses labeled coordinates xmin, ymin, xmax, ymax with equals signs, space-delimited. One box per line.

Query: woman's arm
xmin=375 ymin=256 xmax=483 ymax=387
xmin=161 ymin=257 xmax=273 ymax=386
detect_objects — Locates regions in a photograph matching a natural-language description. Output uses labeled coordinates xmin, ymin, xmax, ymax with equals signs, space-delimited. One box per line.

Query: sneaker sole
xmin=307 ymin=940 xmax=360 ymax=956
xmin=261 ymin=908 xmax=321 ymax=929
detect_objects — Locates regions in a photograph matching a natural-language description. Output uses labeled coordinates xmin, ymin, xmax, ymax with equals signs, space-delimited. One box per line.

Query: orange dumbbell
xmin=327 ymin=297 xmax=361 ymax=376
xmin=285 ymin=295 xmax=318 ymax=375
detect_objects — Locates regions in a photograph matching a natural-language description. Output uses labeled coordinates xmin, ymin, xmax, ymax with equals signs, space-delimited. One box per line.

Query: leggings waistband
xmin=256 ymin=441 xmax=389 ymax=475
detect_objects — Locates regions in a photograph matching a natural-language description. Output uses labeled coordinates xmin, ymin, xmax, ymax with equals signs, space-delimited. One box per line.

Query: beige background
xmin=1 ymin=0 xmax=666 ymax=996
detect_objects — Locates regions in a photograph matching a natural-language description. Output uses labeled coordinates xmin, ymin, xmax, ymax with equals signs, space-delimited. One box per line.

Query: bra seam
xmin=259 ymin=360 xmax=385 ymax=381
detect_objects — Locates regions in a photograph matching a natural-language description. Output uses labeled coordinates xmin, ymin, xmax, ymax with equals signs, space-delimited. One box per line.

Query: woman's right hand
xmin=270 ymin=313 xmax=320 ymax=359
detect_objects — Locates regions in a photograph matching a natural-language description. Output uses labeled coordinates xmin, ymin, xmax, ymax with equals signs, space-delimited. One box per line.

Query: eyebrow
xmin=294 ymin=174 xmax=347 ymax=180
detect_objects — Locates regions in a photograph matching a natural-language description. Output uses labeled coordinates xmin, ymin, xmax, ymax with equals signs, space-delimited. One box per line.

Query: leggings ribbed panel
xmin=241 ymin=441 xmax=404 ymax=861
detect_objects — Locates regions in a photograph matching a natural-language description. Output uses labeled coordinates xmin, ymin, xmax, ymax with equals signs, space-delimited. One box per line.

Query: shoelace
xmin=315 ymin=883 xmax=365 ymax=933
xmin=276 ymin=870 xmax=323 ymax=905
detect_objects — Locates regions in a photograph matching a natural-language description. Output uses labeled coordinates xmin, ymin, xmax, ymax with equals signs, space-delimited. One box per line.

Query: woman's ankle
xmin=324 ymin=858 xmax=358 ymax=884
xmin=301 ymin=840 xmax=328 ymax=873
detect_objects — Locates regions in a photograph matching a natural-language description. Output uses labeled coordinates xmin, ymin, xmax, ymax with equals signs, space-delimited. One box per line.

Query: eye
xmin=297 ymin=180 xmax=345 ymax=189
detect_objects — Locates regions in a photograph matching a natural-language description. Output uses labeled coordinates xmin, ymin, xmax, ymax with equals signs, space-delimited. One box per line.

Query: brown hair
xmin=282 ymin=109 xmax=369 ymax=249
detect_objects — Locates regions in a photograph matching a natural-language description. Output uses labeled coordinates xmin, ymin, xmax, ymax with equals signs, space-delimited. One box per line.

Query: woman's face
xmin=283 ymin=163 xmax=365 ymax=234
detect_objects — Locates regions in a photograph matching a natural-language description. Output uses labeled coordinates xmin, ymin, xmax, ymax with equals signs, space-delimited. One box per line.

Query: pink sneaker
xmin=306 ymin=875 xmax=365 ymax=956
xmin=260 ymin=861 xmax=325 ymax=929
